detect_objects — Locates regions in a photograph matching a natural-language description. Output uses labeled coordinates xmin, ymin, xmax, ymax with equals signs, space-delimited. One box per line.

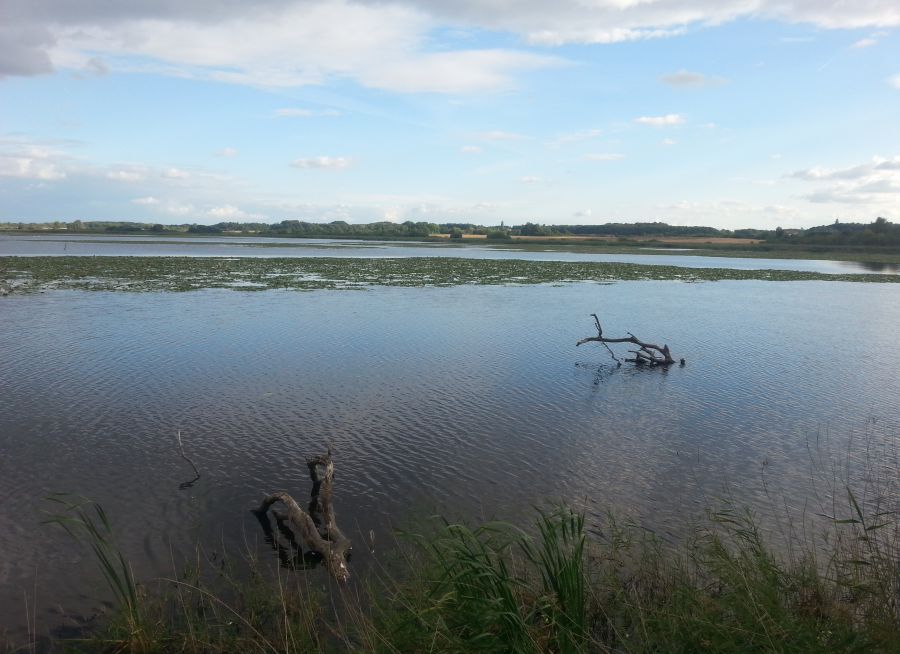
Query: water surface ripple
xmin=1 ymin=281 xmax=898 ymax=640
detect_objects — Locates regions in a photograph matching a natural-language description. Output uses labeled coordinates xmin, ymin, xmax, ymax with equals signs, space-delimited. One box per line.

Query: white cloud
xmin=584 ymin=153 xmax=624 ymax=161
xmin=165 ymin=202 xmax=195 ymax=216
xmin=660 ymin=69 xmax=727 ymax=88
xmin=771 ymin=153 xmax=783 ymax=159
xmin=889 ymin=74 xmax=900 ymax=90
xmin=852 ymin=37 xmax=878 ymax=48
xmin=3 ymin=1 xmax=900 ymax=95
xmin=0 ymin=143 xmax=67 ymax=180
xmin=216 ymin=147 xmax=238 ymax=158
xmin=661 ymin=138 xmax=677 ymax=146
xmin=131 ymin=196 xmax=159 ymax=205
xmin=162 ymin=167 xmax=189 ymax=179
xmin=207 ymin=204 xmax=266 ymax=220
xmin=416 ymin=1 xmax=900 ymax=46
xmin=274 ymin=108 xmax=341 ymax=117
xmin=790 ymin=156 xmax=900 ymax=205
xmin=520 ymin=175 xmax=542 ymax=183
xmin=106 ymin=169 xmax=145 ymax=182
xmin=291 ymin=156 xmax=353 ymax=170
xmin=460 ymin=145 xmax=482 ymax=154
xmin=635 ymin=114 xmax=686 ymax=126
xmin=359 ymin=49 xmax=562 ymax=93
xmin=26 ymin=2 xmax=561 ymax=94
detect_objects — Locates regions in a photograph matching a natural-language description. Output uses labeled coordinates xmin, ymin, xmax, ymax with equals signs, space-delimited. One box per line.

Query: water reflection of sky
xmin=1 ymin=233 xmax=894 ymax=274
xmin=1 ymin=281 xmax=898 ymax=638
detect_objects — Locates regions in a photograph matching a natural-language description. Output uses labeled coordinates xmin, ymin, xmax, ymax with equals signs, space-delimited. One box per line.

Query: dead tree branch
xmin=577 ymin=313 xmax=677 ymax=366
xmin=176 ymin=430 xmax=201 ymax=489
xmin=256 ymin=451 xmax=352 ymax=582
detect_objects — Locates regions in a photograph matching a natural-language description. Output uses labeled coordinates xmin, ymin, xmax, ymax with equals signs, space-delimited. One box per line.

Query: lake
xmin=1 ymin=233 xmax=896 ymax=274
xmin=1 ymin=259 xmax=899 ymax=642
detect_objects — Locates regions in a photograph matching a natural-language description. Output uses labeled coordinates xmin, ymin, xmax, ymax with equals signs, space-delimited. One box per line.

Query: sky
xmin=1 ymin=1 xmax=899 ymax=229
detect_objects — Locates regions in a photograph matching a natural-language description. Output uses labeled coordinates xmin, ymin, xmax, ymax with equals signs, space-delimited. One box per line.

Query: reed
xmin=32 ymin=466 xmax=898 ymax=653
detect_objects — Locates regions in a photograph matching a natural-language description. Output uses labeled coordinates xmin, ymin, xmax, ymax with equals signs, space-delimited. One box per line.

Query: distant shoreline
xmin=3 ymin=230 xmax=900 ymax=264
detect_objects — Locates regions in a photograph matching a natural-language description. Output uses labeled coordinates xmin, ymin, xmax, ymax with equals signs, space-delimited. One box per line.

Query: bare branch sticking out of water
xmin=176 ymin=430 xmax=201 ymax=489
xmin=577 ymin=313 xmax=680 ymax=366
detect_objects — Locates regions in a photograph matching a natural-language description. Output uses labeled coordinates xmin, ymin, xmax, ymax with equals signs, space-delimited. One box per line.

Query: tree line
xmin=1 ymin=217 xmax=897 ymax=245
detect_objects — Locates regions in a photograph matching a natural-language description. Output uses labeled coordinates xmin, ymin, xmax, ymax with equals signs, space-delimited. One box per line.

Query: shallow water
xmin=1 ymin=280 xmax=899 ymax=640
xmin=1 ymin=233 xmax=892 ymax=274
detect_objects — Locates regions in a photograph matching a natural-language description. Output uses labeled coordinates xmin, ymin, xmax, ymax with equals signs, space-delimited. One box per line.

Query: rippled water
xmin=1 ymin=280 xmax=899 ymax=640
xmin=1 ymin=233 xmax=894 ymax=274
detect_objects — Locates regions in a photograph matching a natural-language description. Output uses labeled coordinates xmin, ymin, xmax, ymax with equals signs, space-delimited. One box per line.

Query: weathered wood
xmin=577 ymin=313 xmax=676 ymax=365
xmin=257 ymin=452 xmax=351 ymax=582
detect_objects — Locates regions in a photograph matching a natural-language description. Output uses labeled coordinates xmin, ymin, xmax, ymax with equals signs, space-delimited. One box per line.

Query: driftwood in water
xmin=176 ymin=430 xmax=201 ymax=489
xmin=256 ymin=452 xmax=352 ymax=582
xmin=576 ymin=313 xmax=677 ymax=366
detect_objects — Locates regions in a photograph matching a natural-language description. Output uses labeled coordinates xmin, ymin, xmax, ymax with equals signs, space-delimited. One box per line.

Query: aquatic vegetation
xmin=32 ymin=495 xmax=899 ymax=653
xmin=2 ymin=256 xmax=897 ymax=294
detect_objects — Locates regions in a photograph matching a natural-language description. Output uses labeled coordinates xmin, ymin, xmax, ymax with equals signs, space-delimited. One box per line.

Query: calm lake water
xmin=1 ymin=278 xmax=899 ymax=641
xmin=2 ymin=233 xmax=896 ymax=274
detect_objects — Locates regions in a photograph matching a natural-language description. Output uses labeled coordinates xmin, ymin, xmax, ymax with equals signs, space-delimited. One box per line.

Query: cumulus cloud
xmin=131 ymin=196 xmax=159 ymax=205
xmin=291 ymin=156 xmax=353 ymax=170
xmin=207 ymin=204 xmax=266 ymax=220
xmin=660 ymin=69 xmax=727 ymax=88
xmin=162 ymin=167 xmax=189 ymax=179
xmin=106 ymin=169 xmax=145 ymax=182
xmin=790 ymin=156 xmax=900 ymax=205
xmin=661 ymin=138 xmax=677 ymax=146
xmin=889 ymin=74 xmax=900 ymax=89
xmin=635 ymin=114 xmax=686 ymax=126
xmin=0 ymin=140 xmax=68 ymax=180
xmin=165 ymin=202 xmax=195 ymax=216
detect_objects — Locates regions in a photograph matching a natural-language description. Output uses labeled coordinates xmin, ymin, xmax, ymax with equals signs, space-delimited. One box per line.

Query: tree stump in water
xmin=256 ymin=452 xmax=352 ymax=582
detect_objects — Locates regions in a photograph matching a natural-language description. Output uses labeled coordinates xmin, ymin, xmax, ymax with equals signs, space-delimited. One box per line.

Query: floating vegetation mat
xmin=2 ymin=256 xmax=898 ymax=293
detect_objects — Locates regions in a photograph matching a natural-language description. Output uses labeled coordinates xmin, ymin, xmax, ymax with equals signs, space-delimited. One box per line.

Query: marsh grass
xmin=33 ymin=464 xmax=899 ymax=653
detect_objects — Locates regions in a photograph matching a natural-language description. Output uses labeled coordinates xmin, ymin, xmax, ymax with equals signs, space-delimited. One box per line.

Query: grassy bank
xmin=2 ymin=256 xmax=898 ymax=294
xmin=21 ymin=489 xmax=899 ymax=653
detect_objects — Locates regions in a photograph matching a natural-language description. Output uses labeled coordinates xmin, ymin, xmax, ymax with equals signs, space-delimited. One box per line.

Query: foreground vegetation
xmin=22 ymin=487 xmax=899 ymax=653
xmin=2 ymin=256 xmax=898 ymax=294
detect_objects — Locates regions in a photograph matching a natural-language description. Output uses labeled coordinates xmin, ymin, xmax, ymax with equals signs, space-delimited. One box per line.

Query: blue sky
xmin=1 ymin=1 xmax=899 ymax=228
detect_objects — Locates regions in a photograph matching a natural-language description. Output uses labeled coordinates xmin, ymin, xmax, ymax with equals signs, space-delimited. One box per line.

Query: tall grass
xmin=32 ymin=473 xmax=899 ymax=653
xmin=43 ymin=494 xmax=143 ymax=638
